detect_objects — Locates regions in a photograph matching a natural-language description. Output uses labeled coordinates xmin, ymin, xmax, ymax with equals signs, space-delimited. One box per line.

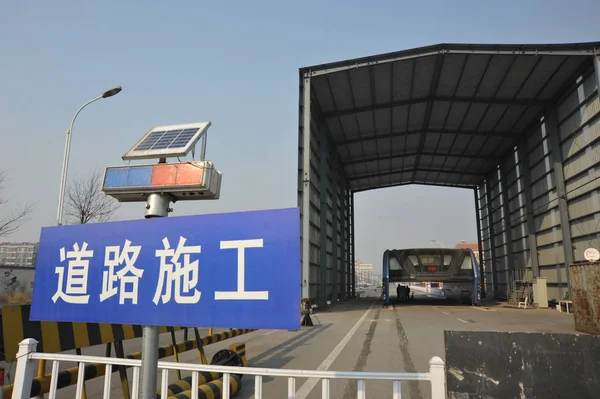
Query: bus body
xmin=382 ymin=247 xmax=481 ymax=306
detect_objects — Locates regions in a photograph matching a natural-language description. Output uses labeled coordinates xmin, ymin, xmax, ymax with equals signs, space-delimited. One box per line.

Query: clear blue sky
xmin=1 ymin=1 xmax=597 ymax=272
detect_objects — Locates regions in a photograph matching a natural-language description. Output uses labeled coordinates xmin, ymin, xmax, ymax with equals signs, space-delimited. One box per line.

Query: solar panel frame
xmin=122 ymin=121 xmax=211 ymax=161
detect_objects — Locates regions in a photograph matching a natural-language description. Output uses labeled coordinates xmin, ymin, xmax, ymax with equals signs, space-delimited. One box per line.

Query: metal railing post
xmin=429 ymin=356 xmax=446 ymax=398
xmin=10 ymin=339 xmax=39 ymax=399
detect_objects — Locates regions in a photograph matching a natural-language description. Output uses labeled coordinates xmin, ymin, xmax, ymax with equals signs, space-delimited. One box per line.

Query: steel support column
xmin=485 ymin=179 xmax=499 ymax=298
xmin=319 ymin=133 xmax=329 ymax=306
xmin=339 ymin=183 xmax=346 ymax=301
xmin=499 ymin=163 xmax=515 ymax=297
xmin=331 ymin=164 xmax=339 ymax=304
xmin=345 ymin=188 xmax=351 ymax=298
xmin=300 ymin=74 xmax=311 ymax=300
xmin=350 ymin=191 xmax=356 ymax=297
xmin=517 ymin=145 xmax=540 ymax=278
xmin=546 ymin=108 xmax=573 ymax=294
xmin=474 ymin=188 xmax=486 ymax=297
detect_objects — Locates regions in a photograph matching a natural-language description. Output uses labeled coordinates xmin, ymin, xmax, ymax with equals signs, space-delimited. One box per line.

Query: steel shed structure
xmin=298 ymin=42 xmax=600 ymax=305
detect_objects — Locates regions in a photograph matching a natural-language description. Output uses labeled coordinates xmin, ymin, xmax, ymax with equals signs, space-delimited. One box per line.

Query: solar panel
xmin=122 ymin=122 xmax=211 ymax=161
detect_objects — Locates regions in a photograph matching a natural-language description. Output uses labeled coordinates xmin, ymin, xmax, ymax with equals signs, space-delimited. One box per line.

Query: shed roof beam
xmin=344 ymin=151 xmax=499 ymax=166
xmin=350 ymin=167 xmax=485 ymax=181
xmin=323 ymin=96 xmax=550 ymax=119
xmin=353 ymin=181 xmax=475 ymax=193
xmin=334 ymin=128 xmax=521 ymax=146
xmin=412 ymin=54 xmax=445 ymax=184
xmin=302 ymin=44 xmax=598 ymax=77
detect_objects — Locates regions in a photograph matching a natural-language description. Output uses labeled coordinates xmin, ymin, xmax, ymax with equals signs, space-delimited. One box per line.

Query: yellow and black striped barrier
xmin=158 ymin=371 xmax=221 ymax=398
xmin=167 ymin=374 xmax=242 ymax=399
xmin=2 ymin=329 xmax=254 ymax=398
xmin=159 ymin=343 xmax=248 ymax=399
xmin=124 ymin=329 xmax=254 ymax=364
xmin=227 ymin=342 xmax=248 ymax=367
xmin=0 ymin=304 xmax=185 ymax=361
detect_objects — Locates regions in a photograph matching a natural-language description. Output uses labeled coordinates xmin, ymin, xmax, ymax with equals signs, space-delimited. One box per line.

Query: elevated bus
xmin=382 ymin=247 xmax=481 ymax=306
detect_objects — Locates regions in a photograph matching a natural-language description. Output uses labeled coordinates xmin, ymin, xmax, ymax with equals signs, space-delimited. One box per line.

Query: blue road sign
xmin=30 ymin=207 xmax=301 ymax=330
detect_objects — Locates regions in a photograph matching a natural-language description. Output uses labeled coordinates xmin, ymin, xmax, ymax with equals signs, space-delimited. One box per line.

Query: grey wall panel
xmin=528 ymin=141 xmax=546 ymax=167
xmin=568 ymin=192 xmax=600 ymax=220
xmin=559 ymin=61 xmax=600 ymax=286
xmin=531 ymin=173 xmax=556 ymax=200
xmin=300 ymin=75 xmax=354 ymax=304
xmin=532 ymin=189 xmax=558 ymax=212
xmin=534 ymin=207 xmax=561 ymax=231
xmin=563 ymin=145 xmax=600 ymax=180
xmin=536 ymin=228 xmax=563 ymax=247
xmin=507 ymin=180 xmax=521 ymax=201
xmin=538 ymin=243 xmax=566 ymax=266
xmin=511 ymin=224 xmax=526 ymax=241
xmin=565 ymin=167 xmax=600 ymax=199
xmin=570 ymin=216 xmax=600 ymax=240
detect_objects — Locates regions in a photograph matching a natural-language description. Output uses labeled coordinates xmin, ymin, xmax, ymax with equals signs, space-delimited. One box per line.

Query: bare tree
xmin=65 ymin=169 xmax=120 ymax=224
xmin=0 ymin=170 xmax=35 ymax=238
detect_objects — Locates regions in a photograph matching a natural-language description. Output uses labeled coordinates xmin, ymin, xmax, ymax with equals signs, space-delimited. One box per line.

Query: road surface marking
xmin=295 ymin=301 xmax=376 ymax=399
xmin=263 ymin=330 xmax=277 ymax=336
xmin=442 ymin=311 xmax=450 ymax=315
xmin=457 ymin=318 xmax=469 ymax=324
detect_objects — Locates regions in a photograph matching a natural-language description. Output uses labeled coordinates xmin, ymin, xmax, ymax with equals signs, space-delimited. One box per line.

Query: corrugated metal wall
xmin=477 ymin=58 xmax=600 ymax=302
xmin=299 ymin=76 xmax=354 ymax=305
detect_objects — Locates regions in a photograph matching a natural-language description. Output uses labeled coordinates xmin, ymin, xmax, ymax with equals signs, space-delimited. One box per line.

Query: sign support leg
xmin=140 ymin=325 xmax=159 ymax=399
xmin=140 ymin=193 xmax=171 ymax=399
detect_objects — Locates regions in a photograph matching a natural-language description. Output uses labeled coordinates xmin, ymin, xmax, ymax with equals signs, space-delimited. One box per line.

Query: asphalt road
xmin=3 ymin=292 xmax=578 ymax=398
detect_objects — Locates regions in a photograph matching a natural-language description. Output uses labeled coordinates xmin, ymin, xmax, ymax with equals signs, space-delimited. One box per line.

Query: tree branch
xmin=0 ymin=170 xmax=36 ymax=238
xmin=65 ymin=169 xmax=120 ymax=225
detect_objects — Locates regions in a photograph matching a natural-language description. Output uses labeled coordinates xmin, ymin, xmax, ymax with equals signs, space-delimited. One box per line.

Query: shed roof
xmin=301 ymin=42 xmax=600 ymax=192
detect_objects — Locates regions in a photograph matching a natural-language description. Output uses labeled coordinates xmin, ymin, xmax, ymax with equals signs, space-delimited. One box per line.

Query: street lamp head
xmin=102 ymin=86 xmax=122 ymax=98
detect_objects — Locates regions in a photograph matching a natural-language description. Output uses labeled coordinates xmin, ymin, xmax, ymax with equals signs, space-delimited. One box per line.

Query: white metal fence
xmin=10 ymin=338 xmax=447 ymax=398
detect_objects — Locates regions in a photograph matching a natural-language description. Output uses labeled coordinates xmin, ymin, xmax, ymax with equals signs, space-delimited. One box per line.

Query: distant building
xmin=455 ymin=241 xmax=479 ymax=263
xmin=355 ymin=260 xmax=373 ymax=285
xmin=0 ymin=242 xmax=39 ymax=268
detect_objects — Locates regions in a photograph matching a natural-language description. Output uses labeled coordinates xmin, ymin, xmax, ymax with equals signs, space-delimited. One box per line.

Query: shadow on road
xmin=390 ymin=292 xmax=483 ymax=308
xmin=311 ymin=295 xmax=383 ymax=314
xmin=251 ymin=323 xmax=332 ymax=374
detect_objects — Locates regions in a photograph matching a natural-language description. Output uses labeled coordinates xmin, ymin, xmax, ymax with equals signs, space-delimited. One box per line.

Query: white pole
xmin=429 ymin=356 xmax=447 ymax=398
xmin=10 ymin=339 xmax=39 ymax=399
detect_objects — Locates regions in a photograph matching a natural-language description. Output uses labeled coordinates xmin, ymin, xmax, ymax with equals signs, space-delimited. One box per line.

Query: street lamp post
xmin=56 ymin=86 xmax=122 ymax=226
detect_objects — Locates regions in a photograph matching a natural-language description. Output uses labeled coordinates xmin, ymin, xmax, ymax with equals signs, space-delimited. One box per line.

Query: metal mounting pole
xmin=140 ymin=193 xmax=171 ymax=399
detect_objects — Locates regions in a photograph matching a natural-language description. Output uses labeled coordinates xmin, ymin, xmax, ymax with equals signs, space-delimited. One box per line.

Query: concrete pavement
xmin=4 ymin=291 xmax=578 ymax=398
